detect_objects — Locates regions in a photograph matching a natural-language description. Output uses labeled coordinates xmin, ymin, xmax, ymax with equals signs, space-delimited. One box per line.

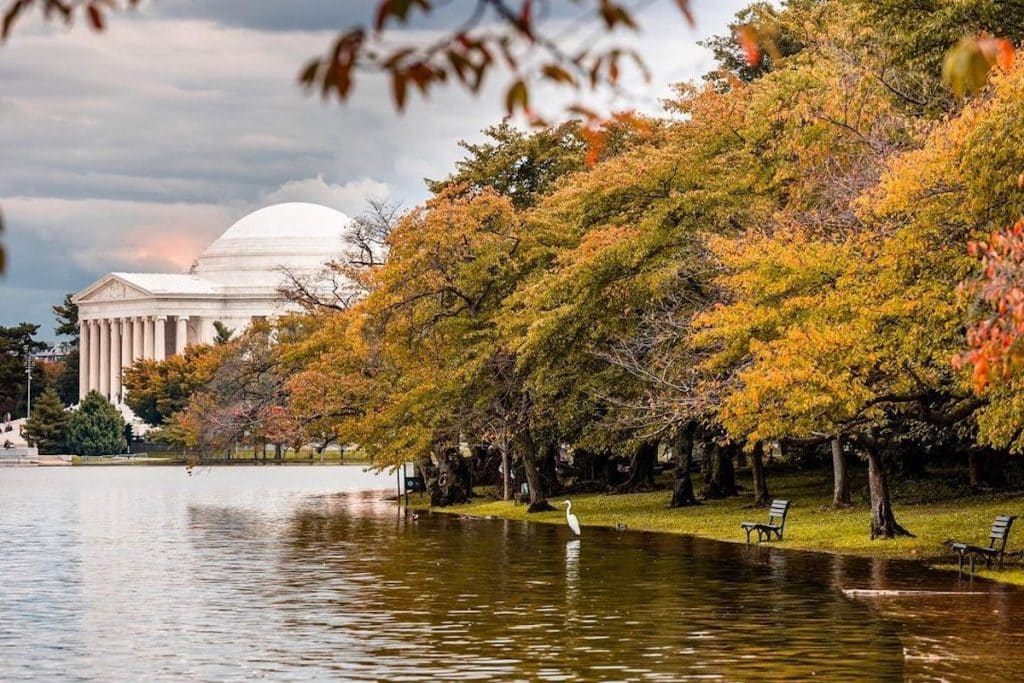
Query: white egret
xmin=563 ymin=499 xmax=581 ymax=536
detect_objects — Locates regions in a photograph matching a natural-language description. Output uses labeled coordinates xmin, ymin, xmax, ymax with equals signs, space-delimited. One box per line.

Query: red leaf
xmin=87 ymin=4 xmax=105 ymax=31
xmin=736 ymin=25 xmax=761 ymax=67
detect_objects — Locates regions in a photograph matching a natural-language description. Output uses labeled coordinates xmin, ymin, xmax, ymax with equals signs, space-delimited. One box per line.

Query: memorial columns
xmin=175 ymin=316 xmax=189 ymax=355
xmin=154 ymin=316 xmax=167 ymax=362
xmin=79 ymin=321 xmax=90 ymax=400
xmin=98 ymin=319 xmax=110 ymax=398
xmin=109 ymin=318 xmax=121 ymax=402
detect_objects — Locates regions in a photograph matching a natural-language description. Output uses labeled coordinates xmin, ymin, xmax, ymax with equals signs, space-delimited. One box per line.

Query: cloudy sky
xmin=0 ymin=0 xmax=748 ymax=340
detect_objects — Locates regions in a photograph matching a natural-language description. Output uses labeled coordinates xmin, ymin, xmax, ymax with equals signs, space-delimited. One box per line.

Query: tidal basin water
xmin=2 ymin=467 xmax=1023 ymax=681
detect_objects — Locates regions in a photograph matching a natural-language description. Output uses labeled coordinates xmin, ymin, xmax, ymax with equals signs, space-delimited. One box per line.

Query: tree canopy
xmin=66 ymin=391 xmax=126 ymax=456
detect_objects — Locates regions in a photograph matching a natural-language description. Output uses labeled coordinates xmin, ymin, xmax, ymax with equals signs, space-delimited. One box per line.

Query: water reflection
xmin=1 ymin=467 xmax=1022 ymax=681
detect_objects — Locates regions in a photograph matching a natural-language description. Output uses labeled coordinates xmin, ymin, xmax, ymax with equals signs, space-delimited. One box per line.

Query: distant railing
xmin=0 ymin=447 xmax=39 ymax=462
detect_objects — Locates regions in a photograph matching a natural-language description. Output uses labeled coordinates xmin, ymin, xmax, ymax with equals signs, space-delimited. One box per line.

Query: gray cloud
xmin=0 ymin=0 xmax=748 ymax=337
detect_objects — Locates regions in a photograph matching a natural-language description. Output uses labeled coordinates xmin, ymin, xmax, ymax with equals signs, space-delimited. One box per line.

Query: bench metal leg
xmin=744 ymin=528 xmax=752 ymax=544
xmin=958 ymin=551 xmax=964 ymax=574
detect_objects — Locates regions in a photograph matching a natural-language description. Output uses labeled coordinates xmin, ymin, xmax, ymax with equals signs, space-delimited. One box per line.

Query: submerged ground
xmin=414 ymin=466 xmax=1024 ymax=586
xmin=4 ymin=465 xmax=1024 ymax=681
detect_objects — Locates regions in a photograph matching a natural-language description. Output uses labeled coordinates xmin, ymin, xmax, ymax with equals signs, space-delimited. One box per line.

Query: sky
xmin=0 ymin=0 xmax=749 ymax=340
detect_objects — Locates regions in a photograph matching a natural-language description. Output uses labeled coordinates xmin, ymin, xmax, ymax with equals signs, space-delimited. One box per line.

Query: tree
xmin=0 ymin=323 xmax=48 ymax=418
xmin=66 ymin=391 xmax=126 ymax=456
xmin=427 ymin=121 xmax=586 ymax=209
xmin=122 ymin=344 xmax=220 ymax=426
xmin=700 ymin=1 xmax=804 ymax=83
xmin=53 ymin=293 xmax=78 ymax=338
xmin=180 ymin=322 xmax=308 ymax=463
xmin=212 ymin=321 xmax=234 ymax=345
xmin=53 ymin=293 xmax=80 ymax=405
xmin=22 ymin=389 xmax=68 ymax=454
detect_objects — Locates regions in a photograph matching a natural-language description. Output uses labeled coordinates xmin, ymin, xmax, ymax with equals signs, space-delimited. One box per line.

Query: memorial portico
xmin=73 ymin=203 xmax=351 ymax=402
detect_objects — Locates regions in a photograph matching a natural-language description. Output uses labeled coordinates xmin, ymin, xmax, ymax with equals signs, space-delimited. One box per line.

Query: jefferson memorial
xmin=74 ymin=202 xmax=352 ymax=402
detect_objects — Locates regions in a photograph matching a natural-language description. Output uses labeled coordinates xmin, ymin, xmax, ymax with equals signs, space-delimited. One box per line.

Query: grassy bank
xmin=412 ymin=467 xmax=1024 ymax=586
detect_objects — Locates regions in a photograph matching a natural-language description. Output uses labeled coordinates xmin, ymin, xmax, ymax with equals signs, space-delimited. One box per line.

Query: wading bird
xmin=563 ymin=500 xmax=581 ymax=536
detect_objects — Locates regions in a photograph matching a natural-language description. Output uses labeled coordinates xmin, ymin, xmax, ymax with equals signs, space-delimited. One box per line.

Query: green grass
xmin=411 ymin=467 xmax=1024 ymax=584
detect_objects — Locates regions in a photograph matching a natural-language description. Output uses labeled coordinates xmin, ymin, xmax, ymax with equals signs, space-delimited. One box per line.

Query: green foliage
xmin=700 ymin=1 xmax=805 ymax=82
xmin=212 ymin=320 xmax=234 ymax=345
xmin=0 ymin=323 xmax=47 ymax=418
xmin=426 ymin=121 xmax=587 ymax=209
xmin=52 ymin=293 xmax=78 ymax=339
xmin=21 ymin=388 xmax=68 ymax=454
xmin=66 ymin=391 xmax=126 ymax=456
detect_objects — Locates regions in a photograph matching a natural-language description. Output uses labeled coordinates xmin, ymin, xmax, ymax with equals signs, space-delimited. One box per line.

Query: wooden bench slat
xmin=741 ymin=499 xmax=790 ymax=544
xmin=953 ymin=515 xmax=1016 ymax=573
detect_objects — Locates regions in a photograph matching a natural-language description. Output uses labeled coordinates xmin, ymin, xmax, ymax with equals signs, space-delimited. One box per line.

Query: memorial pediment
xmin=77 ymin=276 xmax=150 ymax=303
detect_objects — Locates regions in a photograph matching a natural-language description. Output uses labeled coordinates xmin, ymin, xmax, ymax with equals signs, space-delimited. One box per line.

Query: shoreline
xmin=407 ymin=473 xmax=1024 ymax=588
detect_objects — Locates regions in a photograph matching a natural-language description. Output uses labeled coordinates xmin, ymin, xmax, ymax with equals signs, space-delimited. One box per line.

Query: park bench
xmin=741 ymin=499 xmax=791 ymax=544
xmin=951 ymin=515 xmax=1016 ymax=574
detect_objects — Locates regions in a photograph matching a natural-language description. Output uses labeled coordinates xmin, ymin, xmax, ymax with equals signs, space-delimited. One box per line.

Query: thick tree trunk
xmin=615 ymin=440 xmax=659 ymax=493
xmin=517 ymin=429 xmax=554 ymax=512
xmin=831 ymin=437 xmax=852 ymax=508
xmin=702 ymin=442 xmax=738 ymax=499
xmin=862 ymin=440 xmax=913 ymax=540
xmin=274 ymin=443 xmax=283 ymax=463
xmin=669 ymin=424 xmax=699 ymax=508
xmin=539 ymin=442 xmax=562 ymax=497
xmin=750 ymin=441 xmax=770 ymax=508
xmin=429 ymin=446 xmax=473 ymax=507
xmin=968 ymin=450 xmax=983 ymax=488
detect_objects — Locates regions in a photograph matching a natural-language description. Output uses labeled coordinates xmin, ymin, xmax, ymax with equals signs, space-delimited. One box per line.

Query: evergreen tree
xmin=53 ymin=293 xmax=79 ymax=339
xmin=213 ymin=321 xmax=235 ymax=345
xmin=22 ymin=389 xmax=69 ymax=454
xmin=53 ymin=293 xmax=80 ymax=405
xmin=66 ymin=391 xmax=127 ymax=456
xmin=0 ymin=323 xmax=48 ymax=418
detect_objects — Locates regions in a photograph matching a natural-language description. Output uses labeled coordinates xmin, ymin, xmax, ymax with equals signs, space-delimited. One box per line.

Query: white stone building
xmin=74 ymin=202 xmax=352 ymax=402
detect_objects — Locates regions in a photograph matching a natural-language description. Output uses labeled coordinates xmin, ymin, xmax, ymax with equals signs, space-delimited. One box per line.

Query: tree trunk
xmin=862 ymin=439 xmax=913 ymax=540
xmin=274 ymin=443 xmax=283 ymax=463
xmin=615 ymin=440 xmax=658 ymax=493
xmin=831 ymin=437 xmax=852 ymax=507
xmin=669 ymin=424 xmax=699 ymax=508
xmin=968 ymin=450 xmax=982 ymax=488
xmin=750 ymin=441 xmax=770 ymax=508
xmin=517 ymin=429 xmax=554 ymax=512
xmin=702 ymin=442 xmax=738 ymax=499
xmin=430 ymin=446 xmax=473 ymax=507
xmin=969 ymin=449 xmax=1006 ymax=489
xmin=539 ymin=442 xmax=562 ymax=497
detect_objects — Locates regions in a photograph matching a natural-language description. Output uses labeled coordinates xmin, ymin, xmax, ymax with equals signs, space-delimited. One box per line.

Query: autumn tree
xmin=122 ymin=344 xmax=220 ymax=426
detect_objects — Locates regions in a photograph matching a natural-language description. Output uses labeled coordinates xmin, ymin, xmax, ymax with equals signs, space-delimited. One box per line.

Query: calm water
xmin=1 ymin=467 xmax=1022 ymax=681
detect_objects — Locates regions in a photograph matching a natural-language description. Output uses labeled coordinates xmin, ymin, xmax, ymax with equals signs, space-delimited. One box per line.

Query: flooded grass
xmin=415 ymin=467 xmax=1024 ymax=582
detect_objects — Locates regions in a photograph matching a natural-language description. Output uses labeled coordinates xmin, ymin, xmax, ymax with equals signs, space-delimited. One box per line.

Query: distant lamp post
xmin=24 ymin=345 xmax=32 ymax=420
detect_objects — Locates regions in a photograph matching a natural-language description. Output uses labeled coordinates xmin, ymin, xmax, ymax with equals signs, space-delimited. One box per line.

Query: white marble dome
xmin=193 ymin=202 xmax=352 ymax=290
